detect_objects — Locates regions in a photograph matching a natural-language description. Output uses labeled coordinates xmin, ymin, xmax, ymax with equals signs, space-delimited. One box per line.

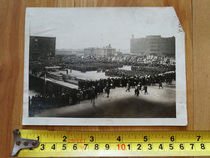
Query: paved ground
xmin=35 ymin=82 xmax=176 ymax=118
xmin=59 ymin=70 xmax=110 ymax=80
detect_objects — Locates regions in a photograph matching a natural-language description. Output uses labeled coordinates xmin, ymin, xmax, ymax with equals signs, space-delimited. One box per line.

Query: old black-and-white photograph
xmin=23 ymin=7 xmax=187 ymax=125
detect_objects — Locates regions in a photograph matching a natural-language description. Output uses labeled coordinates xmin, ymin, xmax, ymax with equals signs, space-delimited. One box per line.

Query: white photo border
xmin=22 ymin=7 xmax=187 ymax=126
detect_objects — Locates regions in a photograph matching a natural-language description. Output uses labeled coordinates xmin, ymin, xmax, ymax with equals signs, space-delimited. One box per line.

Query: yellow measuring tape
xmin=16 ymin=130 xmax=210 ymax=157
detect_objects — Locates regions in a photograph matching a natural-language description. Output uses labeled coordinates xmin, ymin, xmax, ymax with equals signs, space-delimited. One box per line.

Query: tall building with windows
xmin=29 ymin=36 xmax=56 ymax=59
xmin=130 ymin=35 xmax=175 ymax=57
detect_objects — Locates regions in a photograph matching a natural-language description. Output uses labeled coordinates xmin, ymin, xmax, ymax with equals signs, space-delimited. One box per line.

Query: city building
xmin=29 ymin=36 xmax=56 ymax=59
xmin=130 ymin=35 xmax=175 ymax=57
xmin=84 ymin=44 xmax=116 ymax=57
xmin=84 ymin=47 xmax=104 ymax=56
xmin=103 ymin=44 xmax=116 ymax=57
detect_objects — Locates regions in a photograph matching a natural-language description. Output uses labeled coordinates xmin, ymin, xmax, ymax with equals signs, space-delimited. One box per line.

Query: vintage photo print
xmin=23 ymin=7 xmax=187 ymax=126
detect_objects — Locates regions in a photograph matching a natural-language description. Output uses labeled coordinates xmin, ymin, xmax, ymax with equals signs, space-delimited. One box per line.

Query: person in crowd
xmin=159 ymin=80 xmax=163 ymax=89
xmin=137 ymin=82 xmax=142 ymax=91
xmin=143 ymin=85 xmax=148 ymax=95
xmin=104 ymin=84 xmax=110 ymax=98
xmin=77 ymin=91 xmax=81 ymax=104
xmin=126 ymin=82 xmax=130 ymax=92
xmin=134 ymin=86 xmax=140 ymax=97
xmin=90 ymin=86 xmax=96 ymax=107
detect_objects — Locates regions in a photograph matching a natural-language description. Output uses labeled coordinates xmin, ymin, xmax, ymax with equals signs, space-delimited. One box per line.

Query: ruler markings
xmin=21 ymin=142 xmax=210 ymax=151
xmin=16 ymin=130 xmax=210 ymax=157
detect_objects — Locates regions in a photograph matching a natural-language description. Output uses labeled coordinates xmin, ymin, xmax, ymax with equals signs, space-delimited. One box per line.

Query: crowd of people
xmin=65 ymin=62 xmax=123 ymax=72
xmin=29 ymin=54 xmax=175 ymax=75
xmin=29 ymin=70 xmax=175 ymax=116
xmin=59 ymin=53 xmax=175 ymax=66
xmin=105 ymin=64 xmax=175 ymax=78
xmin=29 ymin=89 xmax=80 ymax=116
xmin=29 ymin=54 xmax=176 ymax=115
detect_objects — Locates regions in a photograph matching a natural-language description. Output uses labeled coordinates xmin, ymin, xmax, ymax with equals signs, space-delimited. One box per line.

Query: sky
xmin=26 ymin=7 xmax=182 ymax=53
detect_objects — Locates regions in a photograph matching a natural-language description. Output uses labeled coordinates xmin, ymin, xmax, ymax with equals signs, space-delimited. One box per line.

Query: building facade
xmin=30 ymin=36 xmax=56 ymax=59
xmin=84 ymin=47 xmax=104 ymax=56
xmin=84 ymin=44 xmax=116 ymax=57
xmin=130 ymin=35 xmax=175 ymax=57
xmin=103 ymin=44 xmax=116 ymax=57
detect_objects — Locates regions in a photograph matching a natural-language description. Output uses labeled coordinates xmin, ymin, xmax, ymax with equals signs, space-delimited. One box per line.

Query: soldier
xmin=137 ymin=81 xmax=142 ymax=91
xmin=126 ymin=82 xmax=130 ymax=92
xmin=77 ymin=91 xmax=81 ymax=104
xmin=104 ymin=84 xmax=110 ymax=98
xmin=159 ymin=80 xmax=163 ymax=89
xmin=90 ymin=86 xmax=96 ymax=107
xmin=143 ymin=85 xmax=148 ymax=95
xmin=80 ymin=89 xmax=84 ymax=101
xmin=134 ymin=86 xmax=140 ymax=97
